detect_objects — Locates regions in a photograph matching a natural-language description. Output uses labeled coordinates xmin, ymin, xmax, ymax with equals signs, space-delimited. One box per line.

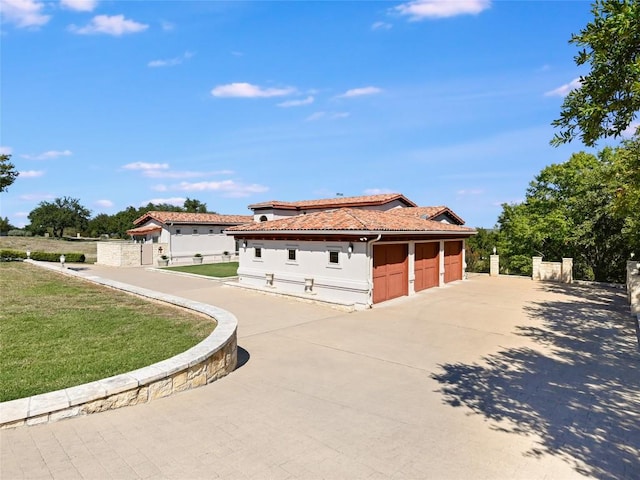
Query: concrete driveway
xmin=2 ymin=266 xmax=638 ymax=479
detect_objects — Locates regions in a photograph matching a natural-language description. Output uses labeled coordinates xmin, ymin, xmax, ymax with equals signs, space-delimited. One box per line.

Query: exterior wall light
xmin=348 ymin=243 xmax=354 ymax=254
xmin=26 ymin=250 xmax=30 ymax=259
xmin=242 ymin=240 xmax=247 ymax=248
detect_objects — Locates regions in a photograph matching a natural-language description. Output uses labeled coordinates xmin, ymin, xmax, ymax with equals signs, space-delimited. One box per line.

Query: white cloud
xmin=456 ymin=189 xmax=484 ymax=195
xmin=277 ymin=96 xmax=314 ymax=108
xmin=306 ymin=112 xmax=326 ymax=122
xmin=0 ymin=146 xmax=12 ymax=155
xmin=394 ymin=0 xmax=491 ymax=21
xmin=122 ymin=162 xmax=169 ymax=171
xmin=371 ymin=21 xmax=392 ymax=31
xmin=544 ymin=78 xmax=581 ymax=97
xmin=142 ymin=197 xmax=185 ymax=207
xmin=19 ymin=170 xmax=44 ymax=178
xmin=143 ymin=169 xmax=233 ymax=179
xmin=337 ymin=86 xmax=382 ymax=98
xmin=151 ymin=184 xmax=167 ymax=192
xmin=306 ymin=111 xmax=350 ymax=121
xmin=160 ymin=20 xmax=174 ymax=31
xmin=148 ymin=51 xmax=194 ymax=68
xmin=173 ymin=180 xmax=269 ymax=198
xmin=69 ymin=14 xmax=148 ymax=36
xmin=60 ymin=0 xmax=98 ymax=12
xmin=94 ymin=199 xmax=114 ymax=208
xmin=364 ymin=188 xmax=394 ymax=195
xmin=21 ymin=149 xmax=72 ymax=160
xmin=211 ymin=82 xmax=295 ymax=98
xmin=15 ymin=211 xmax=29 ymax=217
xmin=0 ymin=0 xmax=50 ymax=28
xmin=19 ymin=193 xmax=54 ymax=201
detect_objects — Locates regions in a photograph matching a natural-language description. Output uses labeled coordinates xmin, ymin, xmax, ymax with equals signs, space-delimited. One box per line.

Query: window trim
xmin=327 ymin=247 xmax=342 ymax=268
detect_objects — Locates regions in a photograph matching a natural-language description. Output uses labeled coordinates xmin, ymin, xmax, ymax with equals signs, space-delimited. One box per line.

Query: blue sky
xmin=0 ymin=0 xmax=627 ymax=228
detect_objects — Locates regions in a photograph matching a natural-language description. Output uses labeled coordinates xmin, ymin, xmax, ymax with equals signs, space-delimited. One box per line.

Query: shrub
xmin=29 ymin=252 xmax=86 ymax=263
xmin=0 ymin=249 xmax=27 ymax=261
xmin=7 ymin=229 xmax=31 ymax=237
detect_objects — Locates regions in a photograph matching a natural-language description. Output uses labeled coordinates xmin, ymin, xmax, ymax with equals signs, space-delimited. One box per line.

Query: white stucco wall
xmin=132 ymin=221 xmax=238 ymax=262
xmin=166 ymin=225 xmax=237 ymax=262
xmin=237 ymin=239 xmax=371 ymax=307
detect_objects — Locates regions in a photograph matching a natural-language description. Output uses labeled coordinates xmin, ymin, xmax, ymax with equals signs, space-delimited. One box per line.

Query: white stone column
xmin=439 ymin=240 xmax=445 ymax=287
xmin=626 ymin=260 xmax=640 ymax=313
xmin=532 ymin=256 xmax=542 ymax=281
xmin=561 ymin=258 xmax=573 ymax=283
xmin=408 ymin=241 xmax=416 ymax=295
xmin=490 ymin=255 xmax=499 ymax=277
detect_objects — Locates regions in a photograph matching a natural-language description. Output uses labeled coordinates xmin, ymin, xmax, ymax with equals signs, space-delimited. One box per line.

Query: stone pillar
xmin=561 ymin=258 xmax=573 ymax=283
xmin=627 ymin=260 xmax=640 ymax=314
xmin=489 ymin=255 xmax=499 ymax=277
xmin=532 ymin=256 xmax=542 ymax=281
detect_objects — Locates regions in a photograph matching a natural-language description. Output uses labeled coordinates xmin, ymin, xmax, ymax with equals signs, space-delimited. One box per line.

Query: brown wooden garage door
xmin=444 ymin=241 xmax=463 ymax=283
xmin=373 ymin=244 xmax=408 ymax=303
xmin=415 ymin=242 xmax=440 ymax=292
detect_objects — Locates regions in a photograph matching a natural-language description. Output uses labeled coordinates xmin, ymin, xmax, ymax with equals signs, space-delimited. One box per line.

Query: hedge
xmin=0 ymin=249 xmax=27 ymax=260
xmin=0 ymin=250 xmax=85 ymax=263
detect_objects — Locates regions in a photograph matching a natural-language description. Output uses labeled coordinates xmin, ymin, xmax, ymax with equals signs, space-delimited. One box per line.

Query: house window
xmin=255 ymin=247 xmax=262 ymax=258
xmin=259 ymin=215 xmax=268 ymax=222
xmin=193 ymin=228 xmax=198 ymax=235
xmin=175 ymin=228 xmax=181 ymax=235
xmin=329 ymin=251 xmax=339 ymax=264
xmin=209 ymin=229 xmax=214 ymax=235
xmin=288 ymin=249 xmax=296 ymax=261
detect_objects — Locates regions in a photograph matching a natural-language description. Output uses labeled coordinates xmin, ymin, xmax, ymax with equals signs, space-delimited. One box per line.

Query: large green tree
xmin=0 ymin=154 xmax=19 ymax=192
xmin=497 ymin=145 xmax=635 ymax=282
xmin=183 ymin=197 xmax=208 ymax=213
xmin=551 ymin=0 xmax=640 ymax=146
xmin=28 ymin=197 xmax=91 ymax=238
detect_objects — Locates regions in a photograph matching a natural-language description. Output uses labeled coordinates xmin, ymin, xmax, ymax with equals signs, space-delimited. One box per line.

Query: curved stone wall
xmin=0 ymin=262 xmax=238 ymax=429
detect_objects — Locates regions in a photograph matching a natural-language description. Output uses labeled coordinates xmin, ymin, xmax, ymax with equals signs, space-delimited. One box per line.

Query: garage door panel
xmin=415 ymin=242 xmax=439 ymax=291
xmin=373 ymin=244 xmax=408 ymax=303
xmin=444 ymin=241 xmax=462 ymax=283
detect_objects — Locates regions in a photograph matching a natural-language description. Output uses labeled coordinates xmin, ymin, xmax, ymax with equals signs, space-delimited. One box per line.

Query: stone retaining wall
xmin=0 ymin=261 xmax=238 ymax=429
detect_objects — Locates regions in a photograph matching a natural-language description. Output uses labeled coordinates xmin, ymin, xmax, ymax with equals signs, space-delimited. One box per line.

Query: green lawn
xmin=164 ymin=262 xmax=239 ymax=277
xmin=0 ymin=262 xmax=215 ymax=402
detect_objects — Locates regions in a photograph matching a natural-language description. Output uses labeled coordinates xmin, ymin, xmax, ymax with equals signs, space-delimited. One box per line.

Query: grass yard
xmin=165 ymin=262 xmax=239 ymax=278
xmin=0 ymin=237 xmax=101 ymax=263
xmin=0 ymin=262 xmax=215 ymax=402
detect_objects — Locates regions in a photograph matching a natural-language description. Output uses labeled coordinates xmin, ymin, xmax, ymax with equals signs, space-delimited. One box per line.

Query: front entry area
xmin=373 ymin=244 xmax=408 ymax=304
xmin=415 ymin=242 xmax=440 ymax=292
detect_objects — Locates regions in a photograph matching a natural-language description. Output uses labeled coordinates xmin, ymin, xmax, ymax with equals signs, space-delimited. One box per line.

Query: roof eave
xmin=226 ymin=229 xmax=476 ymax=236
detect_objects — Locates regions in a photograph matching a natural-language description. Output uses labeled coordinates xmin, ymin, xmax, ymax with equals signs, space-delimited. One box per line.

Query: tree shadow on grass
xmin=432 ymin=283 xmax=640 ymax=479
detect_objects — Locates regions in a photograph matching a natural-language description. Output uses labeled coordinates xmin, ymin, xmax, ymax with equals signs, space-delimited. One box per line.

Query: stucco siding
xmin=237 ymin=240 xmax=371 ymax=306
xmin=165 ymin=225 xmax=237 ymax=262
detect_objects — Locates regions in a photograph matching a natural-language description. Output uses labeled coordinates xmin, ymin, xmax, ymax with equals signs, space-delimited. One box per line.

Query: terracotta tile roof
xmin=389 ymin=206 xmax=466 ymax=225
xmin=133 ymin=211 xmax=253 ymax=226
xmin=227 ymin=208 xmax=475 ymax=234
xmin=126 ymin=225 xmax=163 ymax=235
xmin=248 ymin=193 xmax=417 ymax=210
